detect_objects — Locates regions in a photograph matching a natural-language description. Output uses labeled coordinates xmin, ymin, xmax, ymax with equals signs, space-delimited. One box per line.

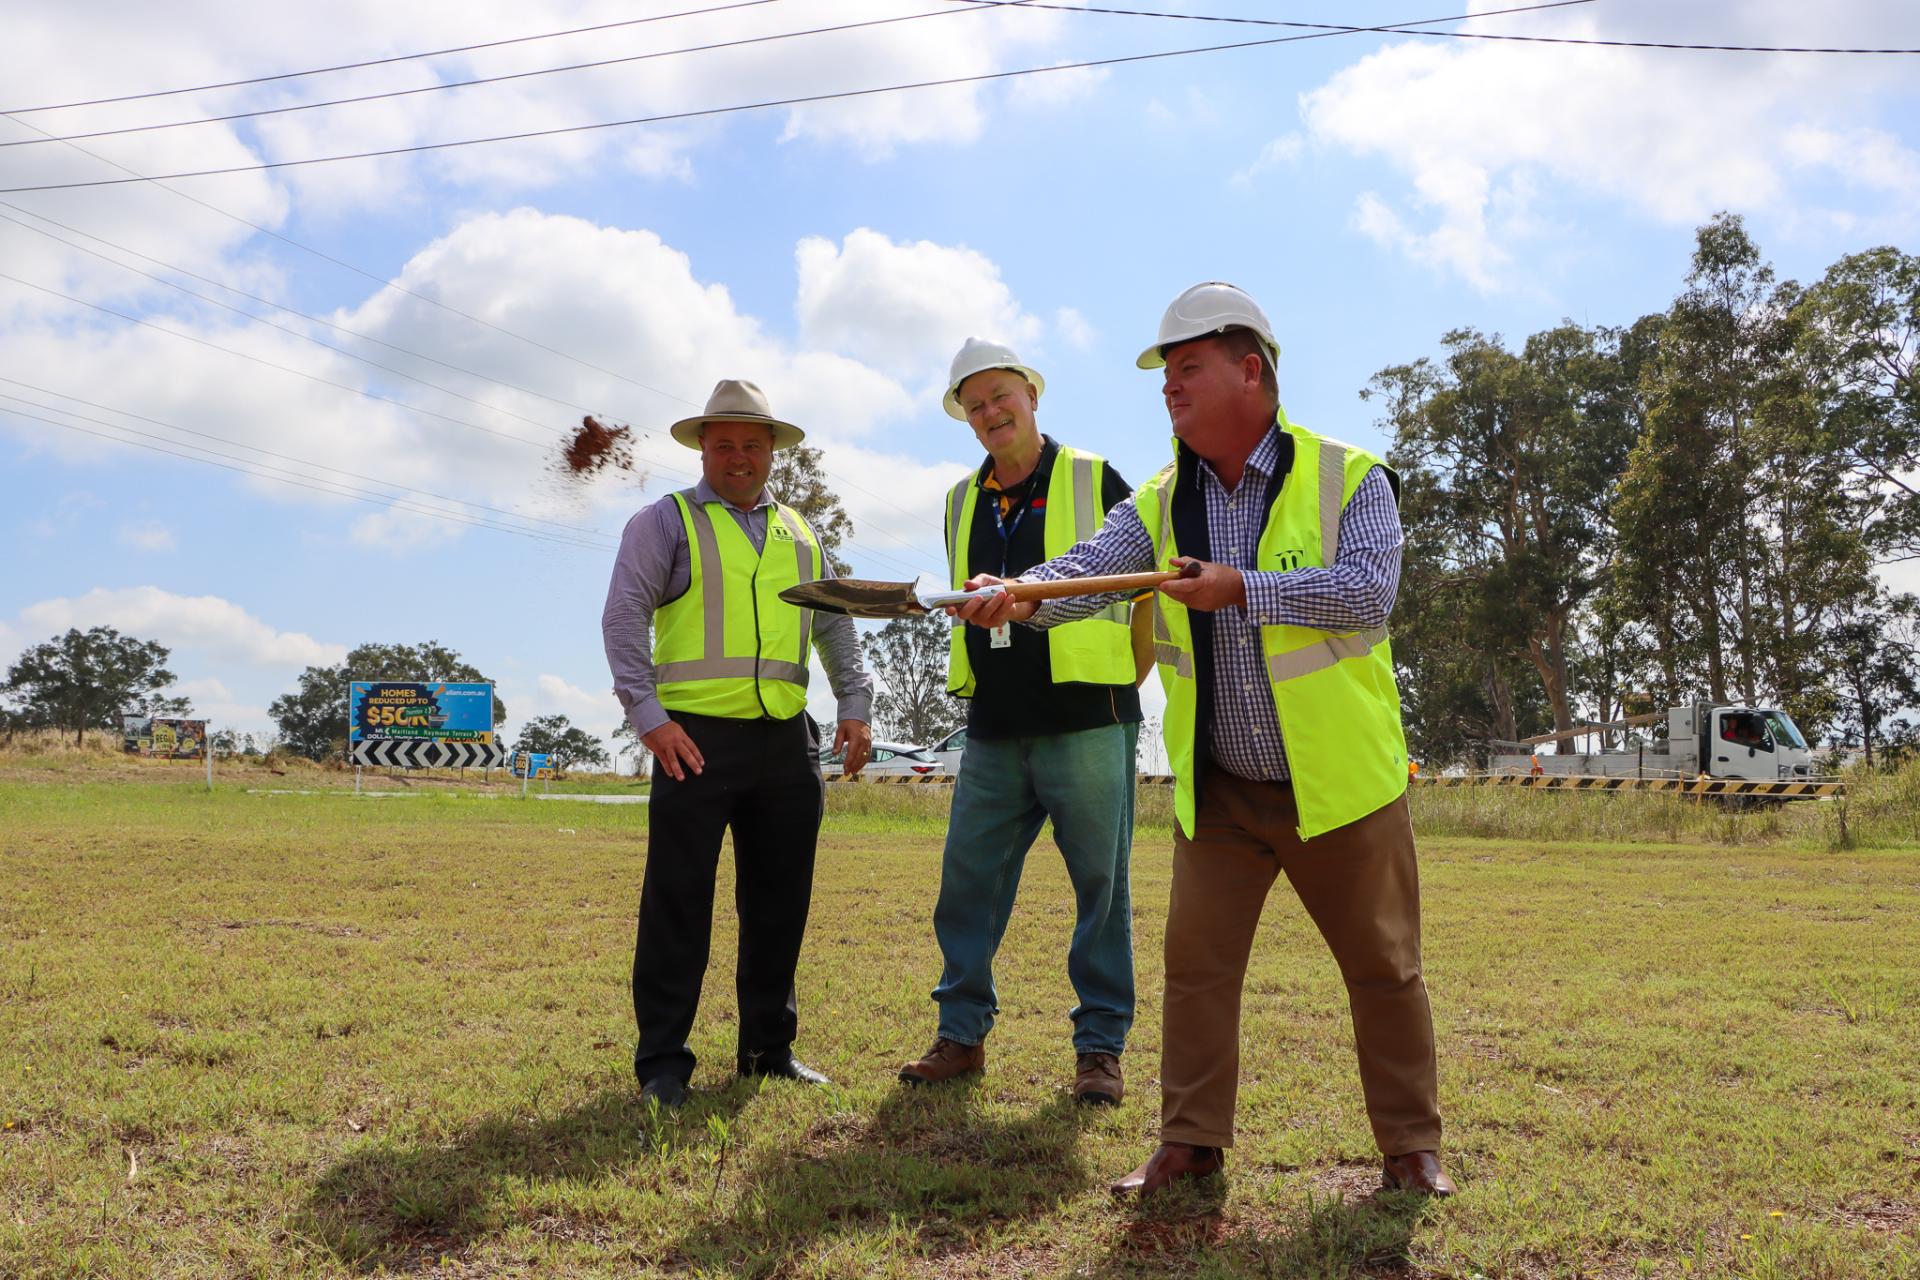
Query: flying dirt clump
xmin=557 ymin=415 xmax=636 ymax=480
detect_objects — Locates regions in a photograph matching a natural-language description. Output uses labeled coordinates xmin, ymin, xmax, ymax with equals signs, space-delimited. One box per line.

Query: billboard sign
xmin=349 ymin=682 xmax=494 ymax=747
xmin=123 ymin=715 xmax=208 ymax=760
xmin=513 ymin=751 xmax=553 ymax=780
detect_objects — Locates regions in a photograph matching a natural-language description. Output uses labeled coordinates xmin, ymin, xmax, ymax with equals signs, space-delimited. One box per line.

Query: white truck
xmin=1491 ymin=702 xmax=1816 ymax=783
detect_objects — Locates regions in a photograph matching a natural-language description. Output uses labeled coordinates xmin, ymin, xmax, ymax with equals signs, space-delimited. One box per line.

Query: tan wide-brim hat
xmin=668 ymin=379 xmax=806 ymax=451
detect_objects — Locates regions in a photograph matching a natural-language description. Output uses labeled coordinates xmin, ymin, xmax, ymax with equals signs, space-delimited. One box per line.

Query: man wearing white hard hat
xmin=897 ymin=338 xmax=1147 ymax=1105
xmin=602 ymin=379 xmax=874 ymax=1110
xmin=952 ymin=285 xmax=1450 ymax=1197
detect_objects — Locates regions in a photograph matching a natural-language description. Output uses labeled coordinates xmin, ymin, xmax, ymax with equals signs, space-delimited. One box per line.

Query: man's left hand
xmin=1158 ymin=556 xmax=1246 ymax=612
xmin=835 ymin=719 xmax=873 ymax=777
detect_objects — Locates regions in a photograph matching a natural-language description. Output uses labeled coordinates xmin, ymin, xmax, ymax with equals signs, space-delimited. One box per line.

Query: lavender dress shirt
xmin=602 ymin=478 xmax=873 ymax=738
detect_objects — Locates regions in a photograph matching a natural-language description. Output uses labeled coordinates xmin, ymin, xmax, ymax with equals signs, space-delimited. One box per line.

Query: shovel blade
xmin=778 ymin=577 xmax=928 ymax=618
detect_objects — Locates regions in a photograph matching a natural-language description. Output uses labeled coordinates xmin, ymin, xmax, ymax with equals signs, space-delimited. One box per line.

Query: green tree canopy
xmin=515 ymin=714 xmax=609 ymax=776
xmin=861 ymin=613 xmax=962 ymax=745
xmin=270 ymin=641 xmax=505 ymax=762
xmin=4 ymin=627 xmax=185 ymax=744
xmin=768 ymin=443 xmax=854 ymax=577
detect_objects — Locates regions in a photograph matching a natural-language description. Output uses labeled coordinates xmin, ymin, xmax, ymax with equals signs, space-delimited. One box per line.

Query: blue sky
xmin=3 ymin=0 xmax=1917 ymax=763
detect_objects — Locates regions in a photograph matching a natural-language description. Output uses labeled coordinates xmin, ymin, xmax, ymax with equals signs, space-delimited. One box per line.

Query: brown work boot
xmin=1110 ymin=1142 xmax=1225 ymax=1197
xmin=1382 ymin=1150 xmax=1457 ymax=1197
xmin=1074 ymin=1052 xmax=1123 ymax=1106
xmin=898 ymin=1036 xmax=985 ymax=1085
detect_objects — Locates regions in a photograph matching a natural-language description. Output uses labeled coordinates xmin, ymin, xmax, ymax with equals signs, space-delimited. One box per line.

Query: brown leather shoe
xmin=1109 ymin=1142 xmax=1225 ymax=1197
xmin=1074 ymin=1052 xmax=1123 ymax=1106
xmin=1382 ymin=1150 xmax=1456 ymax=1197
xmin=898 ymin=1036 xmax=985 ymax=1085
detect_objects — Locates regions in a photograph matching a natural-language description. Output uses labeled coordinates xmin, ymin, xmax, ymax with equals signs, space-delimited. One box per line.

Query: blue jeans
xmin=931 ymin=721 xmax=1137 ymax=1055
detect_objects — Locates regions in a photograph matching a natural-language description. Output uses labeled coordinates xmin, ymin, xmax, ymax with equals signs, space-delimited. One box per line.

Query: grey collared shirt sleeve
xmin=811 ymin=607 xmax=873 ymax=724
xmin=602 ymin=496 xmax=688 ymax=739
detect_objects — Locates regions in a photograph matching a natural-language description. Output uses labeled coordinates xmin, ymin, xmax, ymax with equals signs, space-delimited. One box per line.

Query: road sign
xmin=513 ymin=751 xmax=553 ymax=780
xmin=350 ymin=739 xmax=508 ymax=769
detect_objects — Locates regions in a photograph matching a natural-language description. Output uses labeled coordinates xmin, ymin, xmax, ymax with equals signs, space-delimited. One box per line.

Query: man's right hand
xmin=642 ymin=721 xmax=704 ymax=781
xmin=948 ymin=573 xmax=1038 ymax=629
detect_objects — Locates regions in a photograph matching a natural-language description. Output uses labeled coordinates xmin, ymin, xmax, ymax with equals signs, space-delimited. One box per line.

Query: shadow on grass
xmin=300 ymin=1077 xmax=1092 ymax=1273
xmin=1082 ymin=1173 xmax=1436 ymax=1280
xmin=298 ymin=1080 xmax=753 ymax=1269
xmin=670 ymin=1083 xmax=1093 ymax=1273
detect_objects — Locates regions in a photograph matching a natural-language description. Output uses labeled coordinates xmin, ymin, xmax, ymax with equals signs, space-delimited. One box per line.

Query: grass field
xmin=1 ymin=759 xmax=1917 ymax=1278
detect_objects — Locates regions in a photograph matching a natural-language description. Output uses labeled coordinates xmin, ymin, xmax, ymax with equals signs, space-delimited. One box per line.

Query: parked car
xmin=924 ymin=726 xmax=968 ymax=774
xmin=819 ymin=740 xmax=945 ymax=777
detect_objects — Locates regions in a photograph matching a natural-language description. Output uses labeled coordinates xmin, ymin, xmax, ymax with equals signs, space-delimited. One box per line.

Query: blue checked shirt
xmin=1025 ymin=426 xmax=1402 ymax=782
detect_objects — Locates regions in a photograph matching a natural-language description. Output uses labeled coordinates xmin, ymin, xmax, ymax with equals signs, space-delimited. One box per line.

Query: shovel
xmin=779 ymin=562 xmax=1200 ymax=618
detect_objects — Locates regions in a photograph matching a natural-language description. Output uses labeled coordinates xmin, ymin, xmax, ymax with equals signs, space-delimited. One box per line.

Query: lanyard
xmin=988 ymin=480 xmax=1034 ymax=577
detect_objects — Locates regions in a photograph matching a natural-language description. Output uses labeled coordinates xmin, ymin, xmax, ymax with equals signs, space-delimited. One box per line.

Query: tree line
xmin=1378 ymin=213 xmax=1918 ymax=767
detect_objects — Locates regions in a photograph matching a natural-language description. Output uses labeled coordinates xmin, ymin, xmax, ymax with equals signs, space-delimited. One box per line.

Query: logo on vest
xmin=1269 ymin=547 xmax=1308 ymax=571
xmin=768 ymin=521 xmax=795 ymax=542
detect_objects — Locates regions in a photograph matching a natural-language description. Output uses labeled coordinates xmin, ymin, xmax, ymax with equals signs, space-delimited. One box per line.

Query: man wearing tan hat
xmin=897 ymin=338 xmax=1146 ymax=1106
xmin=602 ymin=379 xmax=873 ymax=1110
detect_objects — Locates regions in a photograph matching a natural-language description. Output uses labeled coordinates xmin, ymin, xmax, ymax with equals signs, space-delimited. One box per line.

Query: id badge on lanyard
xmin=989 ymin=488 xmax=1030 ymax=650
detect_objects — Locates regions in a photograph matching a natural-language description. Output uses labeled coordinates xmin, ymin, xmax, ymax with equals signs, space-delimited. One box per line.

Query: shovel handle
xmin=999 ymin=562 xmax=1200 ymax=603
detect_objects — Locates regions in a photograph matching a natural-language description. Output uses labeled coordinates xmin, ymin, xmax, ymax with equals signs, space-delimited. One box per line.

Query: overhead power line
xmin=0 ymin=116 xmax=951 ymax=542
xmin=0 ymin=376 xmax=615 ymax=540
xmin=944 ymin=0 xmax=1920 ymax=54
xmin=0 ymin=2 xmax=1025 ymax=150
xmin=0 ymin=271 xmax=551 ymax=450
xmin=1 ymin=403 xmax=619 ymax=551
xmin=0 ymin=0 xmax=792 ymax=116
xmin=0 ymin=0 xmax=1598 ymax=193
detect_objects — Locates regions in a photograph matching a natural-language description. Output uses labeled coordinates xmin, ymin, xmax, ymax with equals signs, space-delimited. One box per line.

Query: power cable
xmin=0 ymin=122 xmax=950 ymax=542
xmin=943 ymin=0 xmax=1920 ymax=54
xmin=2 ymin=404 xmax=618 ymax=551
xmin=0 ymin=0 xmax=792 ymax=116
xmin=0 ymin=2 xmax=1026 ymax=150
xmin=0 ymin=0 xmax=1598 ymax=193
xmin=0 ymin=377 xmax=616 ymax=539
xmin=0 ymin=271 xmax=550 ymax=449
xmin=0 ymin=201 xmax=595 ymax=418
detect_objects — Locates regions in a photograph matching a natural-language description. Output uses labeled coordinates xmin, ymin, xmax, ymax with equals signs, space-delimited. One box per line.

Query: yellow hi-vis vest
xmin=1138 ymin=417 xmax=1409 ymax=840
xmin=944 ymin=445 xmax=1134 ymax=697
xmin=654 ymin=490 xmax=824 ymax=720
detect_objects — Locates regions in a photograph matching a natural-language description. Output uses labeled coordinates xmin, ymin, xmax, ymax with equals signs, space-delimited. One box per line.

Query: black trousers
xmin=632 ymin=710 xmax=825 ymax=1085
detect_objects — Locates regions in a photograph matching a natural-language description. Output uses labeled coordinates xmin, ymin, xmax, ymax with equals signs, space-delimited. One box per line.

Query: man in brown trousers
xmin=953 ymin=282 xmax=1451 ymax=1198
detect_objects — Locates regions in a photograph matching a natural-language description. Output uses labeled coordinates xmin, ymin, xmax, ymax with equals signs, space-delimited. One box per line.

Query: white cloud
xmin=795 ymin=228 xmax=1041 ymax=384
xmin=1231 ymin=133 xmax=1303 ymax=188
xmin=1297 ymin=1 xmax=1920 ymax=289
xmin=117 ymin=521 xmax=176 ymax=552
xmin=16 ymin=587 xmax=345 ymax=669
xmin=4 ymin=1 xmax=1079 ymax=212
xmin=1054 ymin=306 xmax=1096 ymax=351
xmin=1006 ymin=64 xmax=1110 ymax=112
xmin=532 ymin=673 xmax=619 ymax=724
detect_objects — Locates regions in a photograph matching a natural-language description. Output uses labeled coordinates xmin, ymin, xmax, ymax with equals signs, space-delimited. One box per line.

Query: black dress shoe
xmin=640 ymin=1075 xmax=687 ymax=1109
xmin=739 ymin=1053 xmax=831 ymax=1085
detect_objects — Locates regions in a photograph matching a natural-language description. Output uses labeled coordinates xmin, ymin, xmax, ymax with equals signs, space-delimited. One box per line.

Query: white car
xmin=819 ymin=740 xmax=945 ymax=777
xmin=924 ymin=726 xmax=969 ymax=774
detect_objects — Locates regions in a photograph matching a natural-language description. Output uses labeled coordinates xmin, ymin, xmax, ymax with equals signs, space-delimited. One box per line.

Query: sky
xmin=2 ymin=0 xmax=1917 ymax=768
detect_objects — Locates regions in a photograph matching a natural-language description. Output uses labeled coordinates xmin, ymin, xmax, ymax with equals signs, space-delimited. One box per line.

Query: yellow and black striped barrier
xmin=1412 ymin=774 xmax=1844 ymax=798
xmin=826 ymin=773 xmax=1183 ymax=786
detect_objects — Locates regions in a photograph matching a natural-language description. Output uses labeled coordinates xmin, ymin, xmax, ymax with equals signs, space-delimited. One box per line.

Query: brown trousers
xmin=1160 ymin=767 xmax=1441 ymax=1155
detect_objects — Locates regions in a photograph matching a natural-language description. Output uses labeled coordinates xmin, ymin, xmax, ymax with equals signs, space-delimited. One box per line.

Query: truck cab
xmin=1670 ymin=704 xmax=1814 ymax=782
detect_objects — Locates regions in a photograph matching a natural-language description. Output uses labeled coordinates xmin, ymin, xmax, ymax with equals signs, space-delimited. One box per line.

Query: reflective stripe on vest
xmin=655 ymin=493 xmax=819 ymax=718
xmin=944 ymin=446 xmax=1132 ymax=696
xmin=1137 ymin=420 xmax=1408 ymax=840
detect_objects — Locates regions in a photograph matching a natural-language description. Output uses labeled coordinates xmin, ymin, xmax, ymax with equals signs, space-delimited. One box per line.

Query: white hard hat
xmin=943 ymin=337 xmax=1045 ymax=421
xmin=1136 ymin=281 xmax=1280 ymax=371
